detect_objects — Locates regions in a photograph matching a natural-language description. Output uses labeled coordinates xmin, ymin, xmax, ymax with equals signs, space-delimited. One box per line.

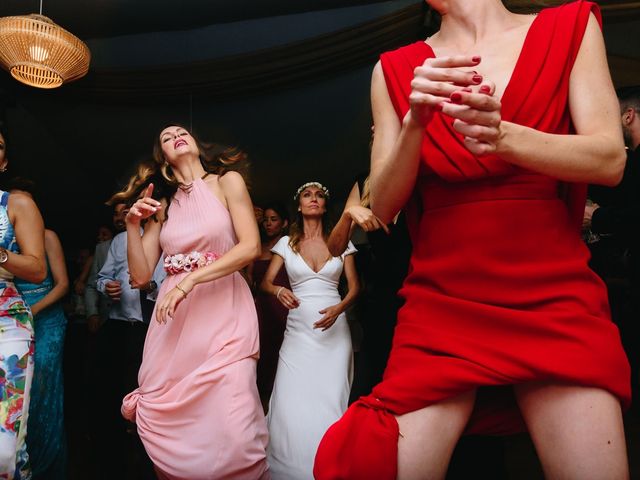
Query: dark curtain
xmin=66 ymin=3 xmax=425 ymax=101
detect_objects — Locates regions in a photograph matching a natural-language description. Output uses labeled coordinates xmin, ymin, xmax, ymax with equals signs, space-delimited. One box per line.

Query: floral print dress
xmin=0 ymin=190 xmax=34 ymax=479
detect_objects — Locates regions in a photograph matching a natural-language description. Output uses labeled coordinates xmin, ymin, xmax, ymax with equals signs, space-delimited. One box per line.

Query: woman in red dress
xmin=314 ymin=1 xmax=630 ymax=479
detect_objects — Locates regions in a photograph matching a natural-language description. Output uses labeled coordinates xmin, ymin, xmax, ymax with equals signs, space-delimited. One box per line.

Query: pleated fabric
xmin=122 ymin=177 xmax=269 ymax=480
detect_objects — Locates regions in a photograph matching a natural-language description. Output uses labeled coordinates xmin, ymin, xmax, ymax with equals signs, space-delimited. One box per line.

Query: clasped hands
xmin=275 ymin=287 xmax=340 ymax=332
xmin=408 ymin=55 xmax=502 ymax=156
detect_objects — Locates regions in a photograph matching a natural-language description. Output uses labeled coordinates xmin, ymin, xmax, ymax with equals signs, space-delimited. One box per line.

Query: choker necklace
xmin=178 ymin=172 xmax=210 ymax=193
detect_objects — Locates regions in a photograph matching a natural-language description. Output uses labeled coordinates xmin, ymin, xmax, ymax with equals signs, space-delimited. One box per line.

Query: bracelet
xmin=175 ymin=284 xmax=189 ymax=298
xmin=276 ymin=287 xmax=284 ymax=300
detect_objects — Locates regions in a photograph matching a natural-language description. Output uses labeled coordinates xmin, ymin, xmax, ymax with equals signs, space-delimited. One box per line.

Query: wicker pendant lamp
xmin=0 ymin=1 xmax=90 ymax=89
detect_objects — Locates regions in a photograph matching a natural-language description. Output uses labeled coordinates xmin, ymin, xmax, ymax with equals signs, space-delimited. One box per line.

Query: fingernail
xmin=434 ymin=103 xmax=444 ymax=112
xmin=480 ymin=85 xmax=491 ymax=93
xmin=472 ymin=75 xmax=483 ymax=84
xmin=450 ymin=92 xmax=462 ymax=104
xmin=472 ymin=56 xmax=481 ymax=63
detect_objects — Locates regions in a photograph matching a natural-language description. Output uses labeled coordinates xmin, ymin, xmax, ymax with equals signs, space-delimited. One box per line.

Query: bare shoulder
xmin=371 ymin=60 xmax=385 ymax=86
xmin=584 ymin=11 xmax=602 ymax=39
xmin=219 ymin=170 xmax=246 ymax=187
xmin=44 ymin=229 xmax=61 ymax=245
xmin=7 ymin=191 xmax=37 ymax=211
xmin=7 ymin=192 xmax=40 ymax=222
xmin=44 ymin=229 xmax=64 ymax=254
xmin=219 ymin=171 xmax=249 ymax=198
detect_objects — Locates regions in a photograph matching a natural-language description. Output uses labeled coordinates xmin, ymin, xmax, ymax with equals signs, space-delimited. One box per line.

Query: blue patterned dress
xmin=15 ymin=259 xmax=67 ymax=479
xmin=0 ymin=190 xmax=34 ymax=479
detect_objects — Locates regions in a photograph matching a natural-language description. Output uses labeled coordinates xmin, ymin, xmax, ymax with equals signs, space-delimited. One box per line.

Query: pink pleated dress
xmin=122 ymin=177 xmax=269 ymax=480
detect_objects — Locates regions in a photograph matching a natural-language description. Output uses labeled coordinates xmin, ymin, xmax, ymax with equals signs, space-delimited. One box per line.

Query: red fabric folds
xmin=314 ymin=2 xmax=630 ymax=479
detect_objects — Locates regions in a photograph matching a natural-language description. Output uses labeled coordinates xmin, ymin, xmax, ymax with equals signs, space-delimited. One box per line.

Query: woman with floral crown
xmin=260 ymin=182 xmax=359 ymax=479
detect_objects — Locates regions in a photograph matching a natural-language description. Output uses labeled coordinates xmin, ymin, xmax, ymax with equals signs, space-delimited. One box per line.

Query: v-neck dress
xmin=314 ymin=2 xmax=630 ymax=479
xmin=266 ymin=236 xmax=356 ymax=479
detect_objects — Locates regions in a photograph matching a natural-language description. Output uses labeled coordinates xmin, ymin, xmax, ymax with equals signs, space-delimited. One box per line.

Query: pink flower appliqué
xmin=164 ymin=251 xmax=220 ymax=275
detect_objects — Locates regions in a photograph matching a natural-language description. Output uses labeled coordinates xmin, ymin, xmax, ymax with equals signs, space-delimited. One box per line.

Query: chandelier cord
xmin=39 ymin=0 xmax=43 ymax=15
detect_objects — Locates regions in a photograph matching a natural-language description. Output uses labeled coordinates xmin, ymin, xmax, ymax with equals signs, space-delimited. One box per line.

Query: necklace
xmin=178 ymin=172 xmax=210 ymax=194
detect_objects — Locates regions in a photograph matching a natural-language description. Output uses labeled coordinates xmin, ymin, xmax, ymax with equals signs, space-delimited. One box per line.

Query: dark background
xmin=0 ymin=0 xmax=638 ymax=250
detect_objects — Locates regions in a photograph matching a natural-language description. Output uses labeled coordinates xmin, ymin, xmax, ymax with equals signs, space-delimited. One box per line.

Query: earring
xmin=0 ymin=166 xmax=7 ymax=173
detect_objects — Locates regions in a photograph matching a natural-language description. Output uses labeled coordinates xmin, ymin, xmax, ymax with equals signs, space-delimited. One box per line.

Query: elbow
xmin=327 ymin=242 xmax=342 ymax=258
xmin=58 ymin=279 xmax=70 ymax=297
xmin=243 ymin=241 xmax=261 ymax=265
xmin=30 ymin=261 xmax=47 ymax=284
xmin=600 ymin=149 xmax=626 ymax=187
xmin=370 ymin=200 xmax=394 ymax=225
xmin=370 ymin=190 xmax=395 ymax=225
xmin=351 ymin=284 xmax=360 ymax=300
xmin=130 ymin=273 xmax=152 ymax=287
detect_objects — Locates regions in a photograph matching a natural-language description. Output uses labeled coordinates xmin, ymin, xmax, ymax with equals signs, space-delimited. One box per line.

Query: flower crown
xmin=294 ymin=181 xmax=330 ymax=200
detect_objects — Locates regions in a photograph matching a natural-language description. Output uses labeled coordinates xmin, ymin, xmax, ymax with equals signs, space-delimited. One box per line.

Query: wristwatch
xmin=0 ymin=247 xmax=8 ymax=264
xmin=145 ymin=280 xmax=158 ymax=292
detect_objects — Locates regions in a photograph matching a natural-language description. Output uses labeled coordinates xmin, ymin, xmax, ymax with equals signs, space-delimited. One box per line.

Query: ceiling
xmin=0 ymin=0 xmax=397 ymax=38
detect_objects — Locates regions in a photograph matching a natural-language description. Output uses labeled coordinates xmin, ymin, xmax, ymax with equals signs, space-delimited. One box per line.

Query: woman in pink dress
xmin=117 ymin=125 xmax=269 ymax=480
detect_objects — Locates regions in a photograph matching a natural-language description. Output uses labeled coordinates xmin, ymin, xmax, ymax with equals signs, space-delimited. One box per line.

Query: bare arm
xmin=327 ymin=182 xmax=361 ymax=257
xmin=155 ymin=172 xmax=262 ymax=323
xmin=126 ymin=184 xmax=164 ymax=286
xmin=6 ymin=193 xmax=46 ymax=283
xmin=370 ymin=55 xmax=482 ymax=223
xmin=260 ymin=253 xmax=285 ymax=296
xmin=31 ymin=230 xmax=69 ymax=316
xmin=260 ymin=251 xmax=300 ymax=309
xmin=445 ymin=15 xmax=625 ymax=186
xmin=369 ymin=62 xmax=424 ymax=224
xmin=313 ymin=254 xmax=360 ymax=331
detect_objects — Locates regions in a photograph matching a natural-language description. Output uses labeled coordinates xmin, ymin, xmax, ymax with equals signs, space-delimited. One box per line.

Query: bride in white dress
xmin=260 ymin=181 xmax=359 ymax=480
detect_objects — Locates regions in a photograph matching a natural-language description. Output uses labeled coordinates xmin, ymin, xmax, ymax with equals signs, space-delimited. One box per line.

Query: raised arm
xmin=126 ymin=184 xmax=164 ymax=286
xmin=30 ymin=230 xmax=69 ymax=316
xmin=444 ymin=15 xmax=625 ymax=186
xmin=327 ymin=182 xmax=361 ymax=257
xmin=6 ymin=192 xmax=46 ymax=283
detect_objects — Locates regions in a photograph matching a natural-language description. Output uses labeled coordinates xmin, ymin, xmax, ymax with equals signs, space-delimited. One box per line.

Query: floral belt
xmin=164 ymin=251 xmax=220 ymax=275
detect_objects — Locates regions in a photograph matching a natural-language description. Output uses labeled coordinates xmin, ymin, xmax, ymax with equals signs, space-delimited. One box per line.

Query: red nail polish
xmin=472 ymin=56 xmax=481 ymax=63
xmin=450 ymin=92 xmax=462 ymax=104
xmin=472 ymin=75 xmax=483 ymax=83
xmin=434 ymin=103 xmax=444 ymax=112
xmin=480 ymin=85 xmax=491 ymax=93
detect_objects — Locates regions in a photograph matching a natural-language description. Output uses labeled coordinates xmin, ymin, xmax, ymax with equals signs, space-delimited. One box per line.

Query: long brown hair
xmin=108 ymin=124 xmax=249 ymax=208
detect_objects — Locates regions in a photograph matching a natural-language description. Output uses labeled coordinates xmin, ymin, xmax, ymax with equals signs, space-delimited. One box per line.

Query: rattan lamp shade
xmin=0 ymin=14 xmax=90 ymax=89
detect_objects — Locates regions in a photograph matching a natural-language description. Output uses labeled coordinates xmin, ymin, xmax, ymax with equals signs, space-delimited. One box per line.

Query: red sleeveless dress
xmin=314 ymin=2 xmax=630 ymax=479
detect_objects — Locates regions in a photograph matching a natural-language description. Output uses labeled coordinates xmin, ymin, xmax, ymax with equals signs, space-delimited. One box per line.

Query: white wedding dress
xmin=266 ymin=236 xmax=355 ymax=480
